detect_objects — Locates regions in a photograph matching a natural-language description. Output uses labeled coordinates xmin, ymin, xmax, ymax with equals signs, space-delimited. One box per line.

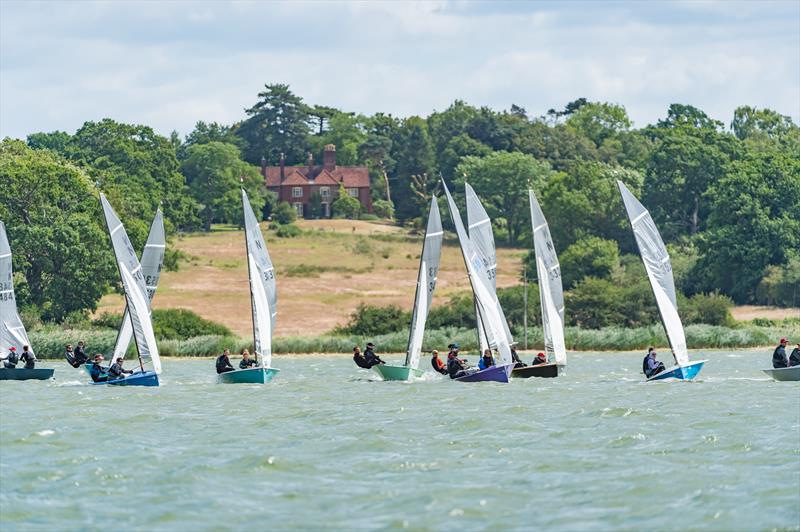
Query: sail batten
xmin=617 ymin=180 xmax=689 ymax=366
xmin=405 ymin=196 xmax=443 ymax=368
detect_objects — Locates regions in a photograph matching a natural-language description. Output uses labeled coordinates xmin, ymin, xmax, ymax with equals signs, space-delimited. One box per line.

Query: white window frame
xmin=320 ymin=186 xmax=330 ymax=198
xmin=293 ymin=202 xmax=304 ymax=217
xmin=292 ymin=187 xmax=303 ymax=198
xmin=347 ymin=188 xmax=359 ymax=198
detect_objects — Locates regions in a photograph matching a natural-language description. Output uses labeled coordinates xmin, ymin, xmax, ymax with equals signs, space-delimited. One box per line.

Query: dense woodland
xmin=1 ymin=83 xmax=798 ymax=331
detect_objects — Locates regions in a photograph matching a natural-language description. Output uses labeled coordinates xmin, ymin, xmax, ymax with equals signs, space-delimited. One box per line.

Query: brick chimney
xmin=323 ymin=144 xmax=336 ymax=171
xmin=307 ymin=152 xmax=314 ymax=174
xmin=260 ymin=156 xmax=267 ymax=178
xmin=279 ymin=152 xmax=285 ymax=182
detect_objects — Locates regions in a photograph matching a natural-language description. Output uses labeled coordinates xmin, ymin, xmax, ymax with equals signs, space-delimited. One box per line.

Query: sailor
xmin=478 ymin=349 xmax=495 ymax=370
xmin=446 ymin=343 xmax=478 ymax=379
xmin=532 ymin=352 xmax=547 ymax=365
xmin=20 ymin=345 xmax=36 ymax=369
xmin=88 ymin=354 xmax=109 ymax=383
xmin=511 ymin=347 xmax=527 ymax=368
xmin=363 ymin=342 xmax=384 ymax=368
xmin=431 ymin=350 xmax=447 ymax=374
xmin=353 ymin=346 xmax=370 ymax=369
xmin=239 ymin=349 xmax=258 ymax=369
xmin=74 ymin=341 xmax=88 ymax=366
xmin=789 ymin=343 xmax=800 ymax=367
xmin=772 ymin=338 xmax=789 ymax=368
xmin=2 ymin=346 xmax=19 ymax=368
xmin=65 ymin=344 xmax=78 ymax=367
xmin=107 ymin=357 xmax=133 ymax=380
xmin=642 ymin=347 xmax=665 ymax=378
xmin=215 ymin=349 xmax=235 ymax=374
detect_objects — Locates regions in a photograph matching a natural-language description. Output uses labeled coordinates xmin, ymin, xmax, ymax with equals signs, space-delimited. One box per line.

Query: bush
xmin=372 ymin=199 xmax=395 ymax=219
xmin=349 ymin=237 xmax=372 ymax=255
xmin=163 ymin=248 xmax=189 ymax=272
xmin=755 ymin=257 xmax=800 ymax=307
xmin=336 ymin=304 xmax=410 ymax=336
xmin=92 ymin=311 xmax=123 ymax=329
xmin=681 ymin=292 xmax=735 ymax=326
xmin=273 ymin=201 xmax=297 ymax=224
xmin=359 ymin=214 xmax=379 ymax=221
xmin=275 ymin=223 xmax=302 ymax=238
xmin=557 ymin=236 xmax=620 ymax=289
xmin=332 ymin=185 xmax=362 ymax=219
xmin=565 ymin=277 xmax=659 ymax=329
xmin=151 ymin=308 xmax=232 ymax=340
xmin=428 ymin=293 xmax=478 ymax=329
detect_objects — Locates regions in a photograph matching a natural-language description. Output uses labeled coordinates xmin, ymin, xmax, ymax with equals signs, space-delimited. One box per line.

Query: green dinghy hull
xmin=218 ymin=367 xmax=280 ymax=384
xmin=372 ymin=364 xmax=424 ymax=381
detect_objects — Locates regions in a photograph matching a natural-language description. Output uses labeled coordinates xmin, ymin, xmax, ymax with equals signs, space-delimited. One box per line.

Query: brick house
xmin=262 ymin=144 xmax=372 ymax=218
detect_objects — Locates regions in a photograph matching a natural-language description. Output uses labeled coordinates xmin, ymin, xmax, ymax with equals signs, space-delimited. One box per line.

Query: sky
xmin=1 ymin=0 xmax=798 ymax=140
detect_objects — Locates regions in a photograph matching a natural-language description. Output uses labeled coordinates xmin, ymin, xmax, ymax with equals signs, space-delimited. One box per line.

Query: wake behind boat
xmin=374 ymin=196 xmax=443 ymax=382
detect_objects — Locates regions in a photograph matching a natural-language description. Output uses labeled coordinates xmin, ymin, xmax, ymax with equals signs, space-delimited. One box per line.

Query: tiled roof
xmin=265 ymin=165 xmax=370 ymax=188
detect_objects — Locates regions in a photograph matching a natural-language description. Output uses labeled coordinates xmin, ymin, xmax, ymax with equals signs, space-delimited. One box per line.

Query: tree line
xmin=0 ymin=83 xmax=797 ymax=325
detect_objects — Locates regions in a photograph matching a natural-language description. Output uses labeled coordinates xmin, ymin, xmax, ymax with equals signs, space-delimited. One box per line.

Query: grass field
xmin=96 ymin=219 xmax=527 ymax=337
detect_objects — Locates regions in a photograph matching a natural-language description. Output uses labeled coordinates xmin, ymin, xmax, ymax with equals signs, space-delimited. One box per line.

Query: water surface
xmin=1 ymin=350 xmax=798 ymax=530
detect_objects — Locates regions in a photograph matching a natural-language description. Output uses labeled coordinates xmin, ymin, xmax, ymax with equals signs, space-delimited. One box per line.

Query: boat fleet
xmin=0 ymin=181 xmax=796 ymax=384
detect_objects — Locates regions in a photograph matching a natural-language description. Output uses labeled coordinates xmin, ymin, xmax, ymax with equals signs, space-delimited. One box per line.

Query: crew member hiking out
xmin=88 ymin=354 xmax=109 ymax=383
xmin=446 ymin=343 xmax=478 ymax=379
xmin=353 ymin=346 xmax=370 ymax=369
xmin=431 ymin=350 xmax=447 ymax=375
xmin=216 ymin=349 xmax=235 ymax=374
xmin=363 ymin=342 xmax=385 ymax=368
xmin=107 ymin=357 xmax=133 ymax=380
xmin=19 ymin=345 xmax=35 ymax=369
xmin=789 ymin=343 xmax=800 ymax=367
xmin=642 ymin=347 xmax=665 ymax=379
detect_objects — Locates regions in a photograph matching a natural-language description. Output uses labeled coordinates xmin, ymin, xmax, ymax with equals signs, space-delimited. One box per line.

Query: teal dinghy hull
xmin=372 ymin=364 xmax=424 ymax=381
xmin=90 ymin=370 xmax=159 ymax=387
xmin=648 ymin=360 xmax=706 ymax=382
xmin=0 ymin=368 xmax=54 ymax=381
xmin=218 ymin=367 xmax=279 ymax=384
xmin=762 ymin=366 xmax=800 ymax=382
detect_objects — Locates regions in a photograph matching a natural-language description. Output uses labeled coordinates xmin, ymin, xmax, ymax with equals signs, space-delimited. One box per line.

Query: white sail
xmin=0 ymin=221 xmax=33 ymax=358
xmin=442 ymin=181 xmax=513 ymax=366
xmin=100 ymin=194 xmax=161 ymax=373
xmin=112 ymin=209 xmax=165 ymax=361
xmin=465 ymin=183 xmax=515 ymax=349
xmin=529 ymin=190 xmax=566 ymax=365
xmin=242 ymin=189 xmax=276 ymax=367
xmin=617 ymin=181 xmax=689 ymax=366
xmin=405 ymin=196 xmax=443 ymax=368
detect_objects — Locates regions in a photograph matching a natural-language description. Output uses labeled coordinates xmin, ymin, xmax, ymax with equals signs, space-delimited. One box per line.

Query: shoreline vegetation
xmin=29 ymin=322 xmax=799 ymax=359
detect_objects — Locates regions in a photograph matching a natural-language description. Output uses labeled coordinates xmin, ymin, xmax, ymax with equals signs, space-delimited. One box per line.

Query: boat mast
xmin=242 ymin=190 xmax=260 ymax=367
xmin=404 ymin=237 xmax=427 ymax=367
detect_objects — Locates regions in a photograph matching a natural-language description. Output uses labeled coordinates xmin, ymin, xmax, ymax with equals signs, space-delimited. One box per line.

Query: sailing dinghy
xmin=512 ymin=190 xmax=566 ymax=379
xmin=0 ymin=222 xmax=53 ymax=381
xmin=373 ymin=196 xmax=443 ymax=381
xmin=442 ymin=181 xmax=514 ymax=383
xmin=617 ymin=181 xmax=706 ymax=381
xmin=97 ymin=195 xmax=162 ymax=386
xmin=218 ymin=189 xmax=279 ymax=384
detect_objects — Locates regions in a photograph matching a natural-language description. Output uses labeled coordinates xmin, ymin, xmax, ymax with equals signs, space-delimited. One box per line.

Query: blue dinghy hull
xmin=89 ymin=370 xmax=159 ymax=387
xmin=455 ymin=363 xmax=513 ymax=383
xmin=648 ymin=360 xmax=706 ymax=382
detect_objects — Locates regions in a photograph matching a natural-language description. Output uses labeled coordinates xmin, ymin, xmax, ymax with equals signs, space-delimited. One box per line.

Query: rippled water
xmin=1 ymin=350 xmax=798 ymax=531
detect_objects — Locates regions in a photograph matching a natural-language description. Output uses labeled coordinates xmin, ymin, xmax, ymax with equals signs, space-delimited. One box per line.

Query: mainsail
xmin=465 ymin=183 xmax=514 ymax=349
xmin=100 ymin=194 xmax=161 ymax=373
xmin=617 ymin=181 xmax=689 ymax=366
xmin=404 ymin=196 xmax=443 ymax=369
xmin=242 ymin=189 xmax=277 ymax=368
xmin=529 ymin=191 xmax=566 ymax=365
xmin=442 ymin=181 xmax=513 ymax=366
xmin=0 ymin=221 xmax=33 ymax=357
xmin=112 ymin=210 xmax=165 ymax=361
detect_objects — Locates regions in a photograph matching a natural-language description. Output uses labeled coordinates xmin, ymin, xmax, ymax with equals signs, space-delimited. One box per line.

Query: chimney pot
xmin=323 ymin=144 xmax=336 ymax=171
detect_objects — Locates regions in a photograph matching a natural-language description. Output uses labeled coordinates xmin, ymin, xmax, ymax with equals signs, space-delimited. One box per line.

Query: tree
xmin=690 ymin=149 xmax=800 ymax=302
xmin=332 ymin=185 xmax=362 ymax=219
xmin=391 ymin=116 xmax=436 ymax=221
xmin=566 ymin=101 xmax=632 ymax=148
xmin=656 ymin=103 xmax=724 ymax=131
xmin=0 ymin=139 xmax=116 ymax=321
xmin=553 ymin=236 xmax=620 ymax=289
xmin=456 ymin=151 xmax=554 ymax=246
xmin=308 ymin=111 xmax=366 ymax=166
xmin=372 ymin=199 xmax=394 ymax=219
xmin=236 ymin=83 xmax=311 ymax=165
xmin=178 ymin=121 xmax=241 ymax=160
xmin=272 ymin=201 xmax=297 ymax=224
xmin=26 ymin=131 xmax=71 ymax=155
xmin=181 ymin=142 xmax=263 ymax=231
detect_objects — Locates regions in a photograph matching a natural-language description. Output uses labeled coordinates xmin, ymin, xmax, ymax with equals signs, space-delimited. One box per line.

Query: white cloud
xmin=1 ymin=0 xmax=797 ymax=139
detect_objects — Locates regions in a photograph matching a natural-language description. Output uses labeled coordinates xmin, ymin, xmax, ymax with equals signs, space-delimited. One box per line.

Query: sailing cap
xmin=780 ymin=338 xmax=788 ymax=343
xmin=8 ymin=346 xmax=16 ymax=351
xmin=366 ymin=342 xmax=374 ymax=348
xmin=448 ymin=343 xmax=459 ymax=349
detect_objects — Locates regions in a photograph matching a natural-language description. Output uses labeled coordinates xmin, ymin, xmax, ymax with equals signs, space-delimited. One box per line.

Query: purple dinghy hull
xmin=455 ymin=363 xmax=513 ymax=383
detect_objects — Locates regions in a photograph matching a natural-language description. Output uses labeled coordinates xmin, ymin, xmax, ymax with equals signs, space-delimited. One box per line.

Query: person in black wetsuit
xmin=446 ymin=343 xmax=478 ymax=379
xmin=511 ymin=347 xmax=526 ymax=368
xmin=532 ymin=352 xmax=547 ymax=365
xmin=216 ymin=349 xmax=235 ymax=374
xmin=789 ymin=343 xmax=800 ymax=367
xmin=107 ymin=357 xmax=133 ymax=380
xmin=431 ymin=350 xmax=447 ymax=374
xmin=66 ymin=342 xmax=89 ymax=368
xmin=642 ymin=348 xmax=665 ymax=378
xmin=2 ymin=346 xmax=19 ymax=368
xmin=239 ymin=349 xmax=258 ymax=369
xmin=353 ymin=346 xmax=370 ymax=369
xmin=363 ymin=342 xmax=384 ymax=368
xmin=772 ymin=338 xmax=789 ymax=368
xmin=88 ymin=354 xmax=109 ymax=383
xmin=20 ymin=346 xmax=35 ymax=369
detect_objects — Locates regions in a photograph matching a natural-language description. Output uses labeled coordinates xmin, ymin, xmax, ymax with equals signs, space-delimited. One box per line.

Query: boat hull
xmin=372 ymin=364 xmax=424 ymax=381
xmin=762 ymin=366 xmax=800 ymax=382
xmin=455 ymin=363 xmax=513 ymax=383
xmin=648 ymin=360 xmax=706 ymax=382
xmin=0 ymin=368 xmax=55 ymax=381
xmin=511 ymin=363 xmax=560 ymax=379
xmin=217 ymin=367 xmax=280 ymax=384
xmin=90 ymin=370 xmax=160 ymax=387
